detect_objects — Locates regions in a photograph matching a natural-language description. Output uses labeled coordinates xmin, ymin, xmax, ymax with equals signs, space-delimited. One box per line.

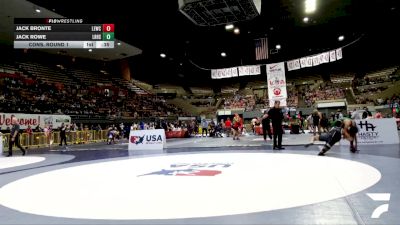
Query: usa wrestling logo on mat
xmin=138 ymin=163 xmax=232 ymax=177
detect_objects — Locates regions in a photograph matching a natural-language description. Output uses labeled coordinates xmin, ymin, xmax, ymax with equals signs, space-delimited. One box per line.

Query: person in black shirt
xmin=59 ymin=123 xmax=67 ymax=146
xmin=7 ymin=117 xmax=26 ymax=157
xmin=312 ymin=109 xmax=321 ymax=136
xmin=261 ymin=110 xmax=272 ymax=141
xmin=268 ymin=101 xmax=285 ymax=150
xmin=362 ymin=107 xmax=372 ymax=119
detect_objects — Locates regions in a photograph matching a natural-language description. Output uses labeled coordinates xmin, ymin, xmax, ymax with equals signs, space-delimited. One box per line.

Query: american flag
xmin=255 ymin=37 xmax=268 ymax=60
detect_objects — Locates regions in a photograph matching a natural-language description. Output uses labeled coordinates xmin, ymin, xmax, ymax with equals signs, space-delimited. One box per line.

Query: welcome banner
xmin=0 ymin=113 xmax=71 ymax=130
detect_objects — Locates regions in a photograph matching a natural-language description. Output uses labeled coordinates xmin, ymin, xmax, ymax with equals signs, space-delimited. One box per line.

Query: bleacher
xmin=331 ymin=73 xmax=355 ymax=84
xmin=67 ymin=68 xmax=111 ymax=86
xmin=18 ymin=62 xmax=77 ymax=86
xmin=0 ymin=61 xmax=188 ymax=119
xmin=365 ymin=66 xmax=397 ymax=79
xmin=111 ymin=77 xmax=148 ymax=95
xmin=353 ymin=66 xmax=398 ymax=104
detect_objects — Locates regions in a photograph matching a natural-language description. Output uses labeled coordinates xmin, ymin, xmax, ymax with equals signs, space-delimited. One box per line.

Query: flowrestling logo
xmin=138 ymin=163 xmax=232 ymax=177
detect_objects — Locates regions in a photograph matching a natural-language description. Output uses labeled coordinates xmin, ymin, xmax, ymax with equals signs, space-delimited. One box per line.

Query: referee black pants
xmin=8 ymin=135 xmax=25 ymax=156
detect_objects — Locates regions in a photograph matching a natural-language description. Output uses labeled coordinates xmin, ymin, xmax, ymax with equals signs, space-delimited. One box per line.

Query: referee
xmin=7 ymin=117 xmax=26 ymax=157
xmin=268 ymin=101 xmax=285 ymax=150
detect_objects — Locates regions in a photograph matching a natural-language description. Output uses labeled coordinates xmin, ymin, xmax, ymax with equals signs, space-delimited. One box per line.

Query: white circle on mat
xmin=0 ymin=153 xmax=380 ymax=220
xmin=0 ymin=156 xmax=45 ymax=169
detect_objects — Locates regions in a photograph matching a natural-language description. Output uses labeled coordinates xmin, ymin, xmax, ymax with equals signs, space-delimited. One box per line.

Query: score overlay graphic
xmin=13 ymin=18 xmax=114 ymax=49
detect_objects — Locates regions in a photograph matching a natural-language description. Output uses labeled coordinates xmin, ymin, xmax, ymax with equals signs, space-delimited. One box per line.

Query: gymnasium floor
xmin=1 ymin=133 xmax=399 ymax=225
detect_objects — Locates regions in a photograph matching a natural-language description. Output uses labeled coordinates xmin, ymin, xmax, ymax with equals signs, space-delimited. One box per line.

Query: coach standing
xmin=268 ymin=101 xmax=285 ymax=150
xmin=261 ymin=110 xmax=272 ymax=141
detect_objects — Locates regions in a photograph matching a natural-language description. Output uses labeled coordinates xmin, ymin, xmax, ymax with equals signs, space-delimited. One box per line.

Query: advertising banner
xmin=266 ymin=62 xmax=287 ymax=107
xmin=128 ymin=129 xmax=166 ymax=150
xmin=341 ymin=118 xmax=399 ymax=145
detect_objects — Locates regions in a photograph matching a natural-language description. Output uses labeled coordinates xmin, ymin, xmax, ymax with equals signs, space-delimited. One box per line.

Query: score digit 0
xmin=102 ymin=24 xmax=114 ymax=32
xmin=102 ymin=32 xmax=114 ymax=41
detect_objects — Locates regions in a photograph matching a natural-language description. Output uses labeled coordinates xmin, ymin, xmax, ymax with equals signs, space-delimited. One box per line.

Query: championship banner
xmin=287 ymin=48 xmax=342 ymax=72
xmin=211 ymin=67 xmax=238 ymax=79
xmin=0 ymin=113 xmax=71 ymax=130
xmin=210 ymin=48 xmax=344 ymax=77
xmin=266 ymin=62 xmax=287 ymax=107
xmin=238 ymin=65 xmax=261 ymax=76
xmin=286 ymin=60 xmax=294 ymax=71
xmin=336 ymin=48 xmax=343 ymax=60
xmin=287 ymin=59 xmax=300 ymax=71
xmin=312 ymin=55 xmax=320 ymax=66
xmin=329 ymin=50 xmax=336 ymax=62
xmin=306 ymin=57 xmax=313 ymax=67
xmin=300 ymin=57 xmax=307 ymax=68
xmin=323 ymin=52 xmax=330 ymax=63
xmin=318 ymin=53 xmax=325 ymax=64
xmin=293 ymin=59 xmax=301 ymax=70
xmin=211 ymin=70 xmax=217 ymax=79
xmin=129 ymin=129 xmax=166 ymax=150
xmin=320 ymin=52 xmax=329 ymax=63
xmin=340 ymin=118 xmax=399 ymax=145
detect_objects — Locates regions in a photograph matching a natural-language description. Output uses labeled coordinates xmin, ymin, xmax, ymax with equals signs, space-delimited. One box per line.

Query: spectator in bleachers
xmin=1 ymin=66 xmax=189 ymax=120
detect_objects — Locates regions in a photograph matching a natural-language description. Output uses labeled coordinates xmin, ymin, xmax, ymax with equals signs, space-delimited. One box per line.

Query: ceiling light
xmin=221 ymin=52 xmax=226 ymax=57
xmin=160 ymin=53 xmax=166 ymax=58
xmin=305 ymin=0 xmax=316 ymax=13
xmin=225 ymin=24 xmax=234 ymax=30
xmin=88 ymin=49 xmax=92 ymax=52
xmin=276 ymin=44 xmax=281 ymax=50
xmin=234 ymin=28 xmax=240 ymax=34
xmin=303 ymin=17 xmax=309 ymax=23
xmin=338 ymin=35 xmax=344 ymax=41
xmin=35 ymin=8 xmax=41 ymax=13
